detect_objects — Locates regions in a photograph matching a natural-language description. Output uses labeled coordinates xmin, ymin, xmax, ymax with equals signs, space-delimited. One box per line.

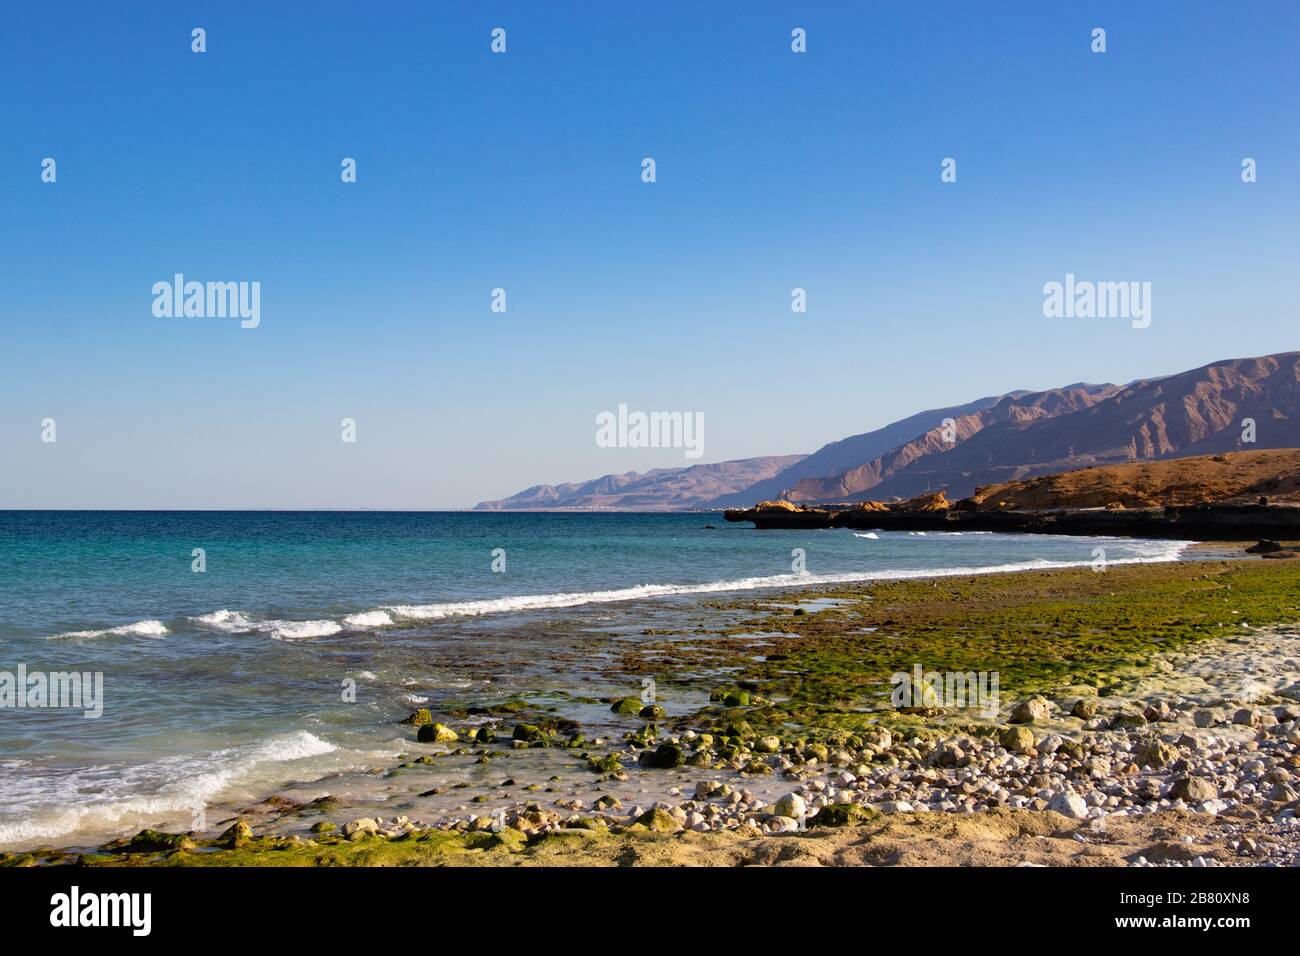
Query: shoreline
xmin=725 ymin=501 xmax=1300 ymax=541
xmin=6 ymin=556 xmax=1300 ymax=867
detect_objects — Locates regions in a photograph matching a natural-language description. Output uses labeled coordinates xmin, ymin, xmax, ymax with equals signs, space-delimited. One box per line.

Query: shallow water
xmin=0 ymin=510 xmax=1191 ymax=849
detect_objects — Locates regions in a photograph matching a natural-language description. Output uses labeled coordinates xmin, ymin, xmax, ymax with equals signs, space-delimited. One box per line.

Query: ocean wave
xmin=342 ymin=610 xmax=393 ymax=628
xmin=381 ymin=541 xmax=1191 ymax=620
xmin=80 ymin=538 xmax=1194 ymax=644
xmin=45 ymin=619 xmax=168 ymax=640
xmin=0 ymin=731 xmax=336 ymax=847
xmin=190 ymin=609 xmax=341 ymax=641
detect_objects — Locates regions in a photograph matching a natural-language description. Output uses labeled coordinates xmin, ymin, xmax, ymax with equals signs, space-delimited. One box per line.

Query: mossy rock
xmin=309 ymin=821 xmax=336 ymax=833
xmin=512 ymin=724 xmax=550 ymax=744
xmin=632 ymin=808 xmax=680 ymax=832
xmin=639 ymin=704 xmax=666 ymax=721
xmin=803 ymin=743 xmax=830 ymax=762
xmin=585 ymin=753 xmax=624 ymax=773
xmin=610 ymin=697 xmax=642 ymax=716
xmin=809 ymin=804 xmax=878 ymax=828
xmin=723 ymin=690 xmax=751 ymax=707
xmin=117 ymin=829 xmax=198 ymax=854
xmin=638 ymin=743 xmax=685 ymax=769
xmin=474 ymin=727 xmax=497 ymax=743
xmin=417 ymin=722 xmax=458 ymax=743
xmin=401 ymin=708 xmax=433 ymax=726
xmin=999 ymin=726 xmax=1035 ymax=754
xmin=724 ymin=720 xmax=754 ymax=740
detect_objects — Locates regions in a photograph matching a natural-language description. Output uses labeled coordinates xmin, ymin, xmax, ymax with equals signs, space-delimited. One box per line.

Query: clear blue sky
xmin=2 ymin=1 xmax=1297 ymax=509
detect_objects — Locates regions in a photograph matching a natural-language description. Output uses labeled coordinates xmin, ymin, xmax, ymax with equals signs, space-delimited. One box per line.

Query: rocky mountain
xmin=705 ymin=392 xmax=1027 ymax=508
xmin=832 ymin=352 xmax=1300 ymax=503
xmin=782 ymin=384 xmax=1118 ymax=502
xmin=477 ymin=351 xmax=1300 ymax=511
xmin=472 ymin=455 xmax=806 ymax=511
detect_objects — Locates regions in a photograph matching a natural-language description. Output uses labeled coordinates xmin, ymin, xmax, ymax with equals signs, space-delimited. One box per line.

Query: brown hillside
xmin=968 ymin=449 xmax=1300 ymax=511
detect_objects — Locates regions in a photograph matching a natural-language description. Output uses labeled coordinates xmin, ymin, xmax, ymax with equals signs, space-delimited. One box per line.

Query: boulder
xmin=1245 ymin=539 xmax=1285 ymax=554
xmin=809 ymin=804 xmax=876 ymax=828
xmin=773 ymin=793 xmax=807 ymax=819
xmin=1135 ymin=739 xmax=1179 ymax=769
xmin=1000 ymin=726 xmax=1036 ymax=754
xmin=1010 ymin=696 xmax=1051 ymax=724
xmin=1070 ymin=698 xmax=1099 ymax=720
xmin=638 ymin=743 xmax=685 ymax=769
xmin=633 ymin=808 xmax=681 ymax=832
xmin=417 ymin=722 xmax=458 ymax=743
xmin=1047 ymin=792 xmax=1089 ymax=820
xmin=1170 ymin=776 xmax=1217 ymax=803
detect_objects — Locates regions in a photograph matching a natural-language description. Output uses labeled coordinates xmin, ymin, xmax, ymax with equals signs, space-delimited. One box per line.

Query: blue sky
xmin=2 ymin=1 xmax=1297 ymax=509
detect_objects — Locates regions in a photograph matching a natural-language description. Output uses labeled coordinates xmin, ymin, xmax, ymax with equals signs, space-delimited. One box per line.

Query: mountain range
xmin=473 ymin=351 xmax=1300 ymax=511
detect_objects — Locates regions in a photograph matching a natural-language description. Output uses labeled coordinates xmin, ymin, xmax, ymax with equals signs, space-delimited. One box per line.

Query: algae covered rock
xmin=638 ymin=743 xmax=685 ymax=769
xmin=638 ymin=704 xmax=666 ymax=721
xmin=343 ymin=818 xmax=380 ymax=840
xmin=809 ymin=804 xmax=877 ymax=828
xmin=401 ymin=708 xmax=433 ymax=726
xmin=610 ymin=697 xmax=642 ymax=716
xmin=417 ymin=722 xmax=459 ymax=743
xmin=999 ymin=726 xmax=1035 ymax=754
xmin=120 ymin=829 xmax=198 ymax=853
xmin=512 ymin=724 xmax=549 ymax=745
xmin=217 ymin=819 xmax=253 ymax=848
xmin=585 ymin=753 xmax=624 ymax=773
xmin=633 ymin=808 xmax=681 ymax=832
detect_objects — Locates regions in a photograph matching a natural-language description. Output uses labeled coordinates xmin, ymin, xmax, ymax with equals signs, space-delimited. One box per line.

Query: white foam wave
xmin=381 ymin=541 xmax=1191 ymax=621
xmin=0 ymin=731 xmax=336 ymax=846
xmin=171 ymin=538 xmax=1193 ymax=641
xmin=853 ymin=532 xmax=880 ymax=539
xmin=190 ymin=609 xmax=341 ymax=641
xmin=46 ymin=619 xmax=168 ymax=640
xmin=342 ymin=610 xmax=393 ymax=628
